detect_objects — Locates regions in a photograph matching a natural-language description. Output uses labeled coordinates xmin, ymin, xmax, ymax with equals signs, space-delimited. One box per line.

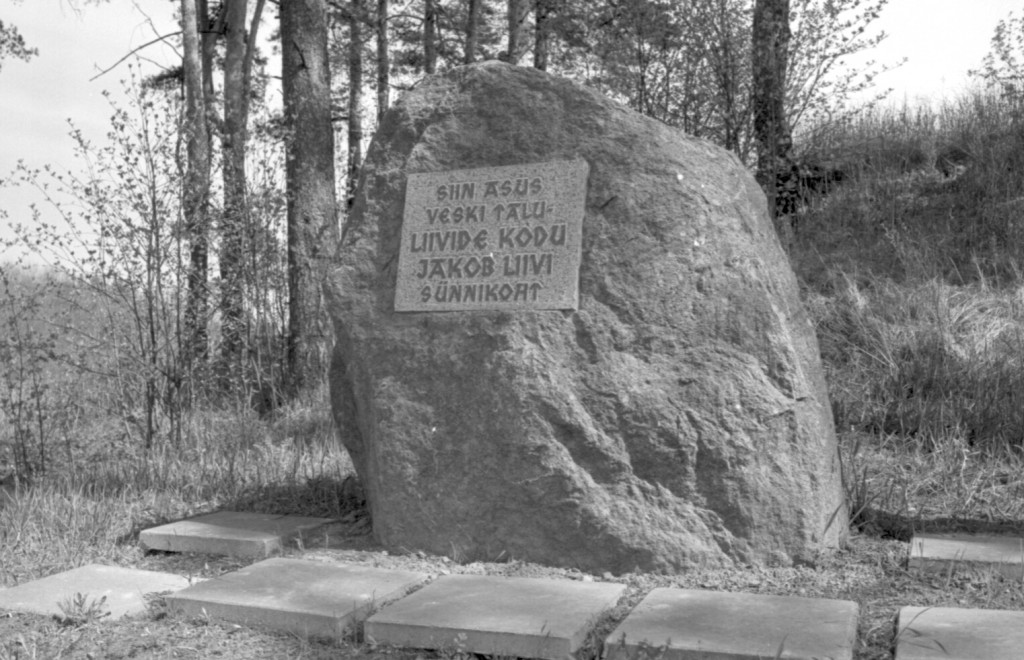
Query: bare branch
xmin=89 ymin=31 xmax=182 ymax=81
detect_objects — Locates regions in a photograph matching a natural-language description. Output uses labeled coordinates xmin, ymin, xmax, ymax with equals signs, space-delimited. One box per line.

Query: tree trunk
xmin=198 ymin=0 xmax=218 ymax=113
xmin=348 ymin=0 xmax=365 ymax=208
xmin=180 ymin=0 xmax=212 ymax=368
xmin=424 ymin=0 xmax=437 ymax=73
xmin=281 ymin=0 xmax=338 ymax=393
xmin=534 ymin=0 xmax=550 ymax=71
xmin=713 ymin=0 xmax=740 ymax=155
xmin=507 ymin=0 xmax=528 ymax=64
xmin=751 ymin=0 xmax=795 ymax=249
xmin=219 ymin=0 xmax=250 ymax=374
xmin=377 ymin=0 xmax=390 ymax=124
xmin=465 ymin=0 xmax=481 ymax=64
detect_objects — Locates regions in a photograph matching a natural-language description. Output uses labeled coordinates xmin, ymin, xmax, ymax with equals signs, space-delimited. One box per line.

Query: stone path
xmin=909 ymin=532 xmax=1024 ymax=579
xmin=606 ymin=588 xmax=858 ymax=660
xmin=2 ymin=515 xmax=1024 ymax=659
xmin=896 ymin=605 xmax=1024 ymax=659
xmin=166 ymin=557 xmax=429 ymax=640
xmin=139 ymin=511 xmax=336 ymax=558
xmin=0 ymin=564 xmax=192 ymax=620
xmin=365 ymin=574 xmax=625 ymax=660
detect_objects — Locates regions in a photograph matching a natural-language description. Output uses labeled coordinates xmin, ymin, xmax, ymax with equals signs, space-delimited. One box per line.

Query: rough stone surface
xmin=605 ymin=588 xmax=858 ymax=660
xmin=364 ymin=574 xmax=625 ymax=660
xmin=165 ymin=558 xmax=428 ymax=639
xmin=896 ymin=606 xmax=1024 ymax=659
xmin=327 ymin=61 xmax=847 ymax=573
xmin=0 ymin=564 xmax=192 ymax=619
xmin=139 ymin=511 xmax=335 ymax=558
xmin=909 ymin=533 xmax=1024 ymax=579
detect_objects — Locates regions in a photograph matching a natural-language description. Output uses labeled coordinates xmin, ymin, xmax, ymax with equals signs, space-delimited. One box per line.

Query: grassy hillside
xmin=791 ymin=91 xmax=1024 ymax=536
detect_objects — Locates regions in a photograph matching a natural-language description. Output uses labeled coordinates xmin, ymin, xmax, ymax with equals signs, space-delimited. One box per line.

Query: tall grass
xmin=810 ymin=276 xmax=1024 ymax=453
xmin=794 ymin=88 xmax=1024 ymax=528
xmin=0 ymin=398 xmax=356 ymax=587
xmin=795 ymin=90 xmax=1024 ymax=284
xmin=0 ymin=255 xmax=359 ymax=589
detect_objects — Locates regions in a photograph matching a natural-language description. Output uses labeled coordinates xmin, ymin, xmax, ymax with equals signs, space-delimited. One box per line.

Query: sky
xmin=2 ymin=0 xmax=1024 ymax=260
xmin=864 ymin=0 xmax=1024 ymax=102
xmin=2 ymin=2 xmax=179 ymax=168
xmin=1 ymin=0 xmax=181 ymax=261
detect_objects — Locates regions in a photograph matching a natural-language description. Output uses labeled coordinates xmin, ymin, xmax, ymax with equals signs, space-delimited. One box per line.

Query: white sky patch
xmin=1 ymin=0 xmax=179 ymax=260
xmin=859 ymin=0 xmax=1022 ymax=103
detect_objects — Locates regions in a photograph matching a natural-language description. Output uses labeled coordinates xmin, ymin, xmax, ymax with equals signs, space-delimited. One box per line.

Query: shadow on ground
xmin=856 ymin=507 xmax=1024 ymax=542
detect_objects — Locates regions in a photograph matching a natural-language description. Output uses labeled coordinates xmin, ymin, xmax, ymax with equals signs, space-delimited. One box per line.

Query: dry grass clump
xmin=810 ymin=276 xmax=1024 ymax=453
xmin=841 ymin=429 xmax=1024 ymax=536
xmin=0 ymin=394 xmax=356 ymax=587
xmin=800 ymin=101 xmax=942 ymax=177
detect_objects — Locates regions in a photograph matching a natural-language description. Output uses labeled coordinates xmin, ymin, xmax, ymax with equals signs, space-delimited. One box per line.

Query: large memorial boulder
xmin=327 ymin=61 xmax=847 ymax=574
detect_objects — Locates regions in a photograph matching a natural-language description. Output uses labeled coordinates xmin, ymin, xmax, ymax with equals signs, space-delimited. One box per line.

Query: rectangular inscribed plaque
xmin=394 ymin=159 xmax=589 ymax=312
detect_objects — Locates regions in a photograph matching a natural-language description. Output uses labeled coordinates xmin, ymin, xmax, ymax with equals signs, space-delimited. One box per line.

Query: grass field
xmin=4 ymin=90 xmax=1024 ymax=659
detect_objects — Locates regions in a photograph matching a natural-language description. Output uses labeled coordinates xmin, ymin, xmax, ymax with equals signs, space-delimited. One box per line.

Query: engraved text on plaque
xmin=394 ymin=159 xmax=588 ymax=312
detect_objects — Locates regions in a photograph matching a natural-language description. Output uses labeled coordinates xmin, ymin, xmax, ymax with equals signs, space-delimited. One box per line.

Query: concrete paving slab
xmin=139 ymin=511 xmax=335 ymax=558
xmin=909 ymin=533 xmax=1024 ymax=579
xmin=604 ymin=588 xmax=858 ymax=660
xmin=365 ymin=574 xmax=626 ymax=660
xmin=0 ymin=564 xmax=191 ymax=620
xmin=165 ymin=558 xmax=428 ymax=640
xmin=897 ymin=606 xmax=1024 ymax=659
